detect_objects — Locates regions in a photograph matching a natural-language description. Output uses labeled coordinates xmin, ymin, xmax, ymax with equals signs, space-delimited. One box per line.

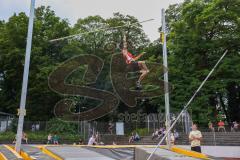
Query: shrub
xmin=128 ymin=128 xmax=149 ymax=136
xmin=0 ymin=131 xmax=15 ymax=141
xmin=46 ymin=118 xmax=78 ymax=134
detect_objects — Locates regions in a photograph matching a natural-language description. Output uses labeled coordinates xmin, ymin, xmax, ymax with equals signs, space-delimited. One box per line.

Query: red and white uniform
xmin=123 ymin=51 xmax=135 ymax=64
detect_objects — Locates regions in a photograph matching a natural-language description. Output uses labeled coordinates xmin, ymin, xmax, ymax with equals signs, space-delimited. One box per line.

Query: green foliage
xmin=0 ymin=7 xmax=150 ymax=122
xmin=0 ymin=132 xmax=15 ymax=141
xmin=9 ymin=118 xmax=18 ymax=132
xmin=134 ymin=128 xmax=149 ymax=136
xmin=127 ymin=128 xmax=149 ymax=136
xmin=46 ymin=118 xmax=78 ymax=134
xmin=0 ymin=2 xmax=239 ymax=126
xmin=27 ymin=131 xmax=80 ymax=141
xmin=0 ymin=6 xmax=71 ymax=120
xmin=165 ymin=0 xmax=240 ymax=124
xmin=0 ymin=131 xmax=81 ymax=141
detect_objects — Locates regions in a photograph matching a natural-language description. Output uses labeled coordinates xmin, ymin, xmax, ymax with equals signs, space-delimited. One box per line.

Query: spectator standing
xmin=31 ymin=124 xmax=35 ymax=132
xmin=170 ymin=133 xmax=175 ymax=145
xmin=232 ymin=121 xmax=239 ymax=132
xmin=166 ymin=132 xmax=175 ymax=145
xmin=96 ymin=131 xmax=100 ymax=143
xmin=47 ymin=133 xmax=52 ymax=144
xmin=218 ymin=120 xmax=226 ymax=132
xmin=189 ymin=124 xmax=202 ymax=153
xmin=12 ymin=135 xmax=17 ymax=144
xmin=208 ymin=121 xmax=215 ymax=132
xmin=35 ymin=124 xmax=40 ymax=131
xmin=79 ymin=138 xmax=84 ymax=145
xmin=108 ymin=122 xmax=114 ymax=135
xmin=173 ymin=130 xmax=179 ymax=141
xmin=129 ymin=132 xmax=135 ymax=143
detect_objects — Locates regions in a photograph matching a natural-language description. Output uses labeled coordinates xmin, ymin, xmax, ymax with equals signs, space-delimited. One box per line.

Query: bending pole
xmin=15 ymin=0 xmax=35 ymax=153
xmin=146 ymin=50 xmax=228 ymax=160
xmin=49 ymin=18 xmax=155 ymax=42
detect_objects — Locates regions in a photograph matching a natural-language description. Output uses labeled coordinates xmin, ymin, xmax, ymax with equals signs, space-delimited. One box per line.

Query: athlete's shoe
xmin=136 ymin=81 xmax=142 ymax=90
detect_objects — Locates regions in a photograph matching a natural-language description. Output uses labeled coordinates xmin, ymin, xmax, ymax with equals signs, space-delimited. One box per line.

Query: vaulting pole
xmin=49 ymin=19 xmax=154 ymax=42
xmin=147 ymin=50 xmax=228 ymax=160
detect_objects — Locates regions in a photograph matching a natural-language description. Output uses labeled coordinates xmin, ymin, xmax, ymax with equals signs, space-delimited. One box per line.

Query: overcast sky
xmin=0 ymin=0 xmax=183 ymax=41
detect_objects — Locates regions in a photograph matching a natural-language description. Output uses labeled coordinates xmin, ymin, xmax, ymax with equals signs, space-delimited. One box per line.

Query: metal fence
xmin=1 ymin=119 xmax=238 ymax=136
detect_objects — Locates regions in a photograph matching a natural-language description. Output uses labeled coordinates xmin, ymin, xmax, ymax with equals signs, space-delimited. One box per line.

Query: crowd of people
xmin=47 ymin=133 xmax=59 ymax=145
xmin=208 ymin=120 xmax=239 ymax=132
xmin=151 ymin=128 xmax=165 ymax=140
xmin=11 ymin=120 xmax=239 ymax=152
xmin=151 ymin=128 xmax=179 ymax=145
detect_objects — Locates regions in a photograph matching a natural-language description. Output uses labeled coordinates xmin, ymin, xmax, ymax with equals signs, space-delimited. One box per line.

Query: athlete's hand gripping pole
xmin=123 ymin=33 xmax=127 ymax=49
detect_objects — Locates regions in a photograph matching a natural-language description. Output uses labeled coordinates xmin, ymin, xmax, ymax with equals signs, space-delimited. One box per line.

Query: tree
xmin=0 ymin=6 xmax=71 ymax=120
xmin=164 ymin=0 xmax=240 ymax=124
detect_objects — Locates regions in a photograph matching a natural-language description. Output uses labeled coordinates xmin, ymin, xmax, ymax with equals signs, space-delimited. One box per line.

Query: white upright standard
xmin=15 ymin=0 xmax=35 ymax=153
xmin=162 ymin=8 xmax=171 ymax=149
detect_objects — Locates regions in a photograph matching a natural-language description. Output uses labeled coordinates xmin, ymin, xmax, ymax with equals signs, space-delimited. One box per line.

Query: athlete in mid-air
xmin=122 ymin=34 xmax=149 ymax=89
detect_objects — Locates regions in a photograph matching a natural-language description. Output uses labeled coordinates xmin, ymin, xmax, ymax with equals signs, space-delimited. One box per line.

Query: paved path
xmin=0 ymin=145 xmax=21 ymax=160
xmin=141 ymin=147 xmax=199 ymax=160
xmin=21 ymin=145 xmax=55 ymax=160
xmin=46 ymin=146 xmax=115 ymax=160
xmin=177 ymin=145 xmax=240 ymax=158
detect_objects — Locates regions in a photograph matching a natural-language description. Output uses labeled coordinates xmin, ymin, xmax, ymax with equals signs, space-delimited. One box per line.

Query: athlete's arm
xmin=122 ymin=48 xmax=128 ymax=57
xmin=122 ymin=34 xmax=128 ymax=57
xmin=123 ymin=34 xmax=127 ymax=49
xmin=133 ymin=52 xmax=145 ymax=61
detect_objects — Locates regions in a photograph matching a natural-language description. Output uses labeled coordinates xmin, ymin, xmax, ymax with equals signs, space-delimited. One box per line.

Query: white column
xmin=161 ymin=8 xmax=171 ymax=149
xmin=15 ymin=0 xmax=35 ymax=153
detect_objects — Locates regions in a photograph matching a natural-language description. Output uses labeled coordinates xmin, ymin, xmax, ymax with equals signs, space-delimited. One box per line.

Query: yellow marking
xmin=40 ymin=146 xmax=63 ymax=160
xmin=4 ymin=145 xmax=23 ymax=159
xmin=160 ymin=32 xmax=164 ymax=43
xmin=41 ymin=144 xmax=167 ymax=149
xmin=78 ymin=145 xmax=166 ymax=149
xmin=0 ymin=152 xmax=7 ymax=160
xmin=171 ymin=146 xmax=210 ymax=159
xmin=19 ymin=150 xmax=36 ymax=160
xmin=6 ymin=145 xmax=35 ymax=160
xmin=17 ymin=109 xmax=26 ymax=116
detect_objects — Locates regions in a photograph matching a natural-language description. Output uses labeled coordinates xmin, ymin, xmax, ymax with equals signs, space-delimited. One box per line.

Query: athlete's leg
xmin=138 ymin=61 xmax=149 ymax=82
xmin=139 ymin=61 xmax=149 ymax=72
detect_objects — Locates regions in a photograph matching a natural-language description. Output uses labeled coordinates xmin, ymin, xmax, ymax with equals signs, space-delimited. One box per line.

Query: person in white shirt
xmin=189 ymin=124 xmax=202 ymax=153
xmin=152 ymin=129 xmax=159 ymax=140
xmin=174 ymin=130 xmax=179 ymax=140
xmin=88 ymin=135 xmax=97 ymax=145
xmin=47 ymin=133 xmax=52 ymax=144
xmin=233 ymin=121 xmax=239 ymax=132
xmin=166 ymin=132 xmax=175 ymax=145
